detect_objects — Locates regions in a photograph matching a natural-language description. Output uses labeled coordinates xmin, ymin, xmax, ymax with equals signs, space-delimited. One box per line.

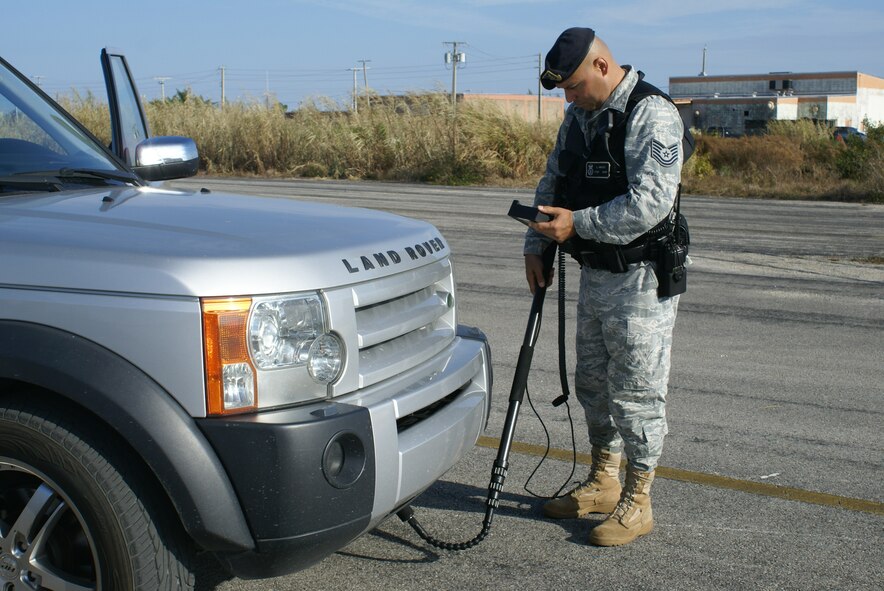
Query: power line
xmin=45 ymin=51 xmax=548 ymax=105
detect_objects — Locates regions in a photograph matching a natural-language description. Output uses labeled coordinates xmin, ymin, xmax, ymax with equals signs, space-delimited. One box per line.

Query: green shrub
xmin=682 ymin=150 xmax=713 ymax=179
xmin=835 ymin=119 xmax=883 ymax=183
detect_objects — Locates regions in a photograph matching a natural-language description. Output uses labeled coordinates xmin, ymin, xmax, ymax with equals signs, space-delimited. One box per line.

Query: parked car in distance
xmin=703 ymin=126 xmax=741 ymax=138
xmin=833 ymin=126 xmax=867 ymax=142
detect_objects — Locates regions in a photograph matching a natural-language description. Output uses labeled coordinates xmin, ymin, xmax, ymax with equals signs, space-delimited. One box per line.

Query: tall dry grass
xmin=56 ymin=93 xmax=882 ymax=202
xmin=143 ymin=92 xmax=558 ymax=185
xmin=57 ymin=91 xmax=111 ymax=142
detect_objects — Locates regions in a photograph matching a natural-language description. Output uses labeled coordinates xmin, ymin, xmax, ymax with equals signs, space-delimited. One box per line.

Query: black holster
xmin=654 ymin=213 xmax=689 ymax=297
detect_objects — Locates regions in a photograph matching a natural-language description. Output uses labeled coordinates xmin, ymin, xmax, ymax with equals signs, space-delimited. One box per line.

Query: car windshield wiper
xmin=0 ymin=174 xmax=63 ymax=194
xmin=0 ymin=168 xmax=141 ymax=195
xmin=57 ymin=168 xmax=141 ymax=184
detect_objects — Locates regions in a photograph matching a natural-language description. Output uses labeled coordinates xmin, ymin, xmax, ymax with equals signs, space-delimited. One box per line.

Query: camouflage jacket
xmin=524 ymin=67 xmax=684 ymax=255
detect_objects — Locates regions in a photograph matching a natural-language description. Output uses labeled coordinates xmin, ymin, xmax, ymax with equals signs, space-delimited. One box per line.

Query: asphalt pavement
xmin=174 ymin=178 xmax=884 ymax=591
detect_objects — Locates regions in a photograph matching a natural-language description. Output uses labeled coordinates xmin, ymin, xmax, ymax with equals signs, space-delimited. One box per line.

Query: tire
xmin=0 ymin=396 xmax=195 ymax=590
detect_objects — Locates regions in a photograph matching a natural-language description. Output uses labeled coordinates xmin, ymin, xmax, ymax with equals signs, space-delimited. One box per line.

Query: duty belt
xmin=565 ymin=239 xmax=657 ymax=273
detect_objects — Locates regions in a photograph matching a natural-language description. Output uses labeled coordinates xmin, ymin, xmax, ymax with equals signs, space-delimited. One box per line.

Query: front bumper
xmin=199 ymin=326 xmax=491 ymax=578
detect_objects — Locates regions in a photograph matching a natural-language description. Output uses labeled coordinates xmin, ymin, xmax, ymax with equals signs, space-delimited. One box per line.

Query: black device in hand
xmin=508 ymin=200 xmax=552 ymax=226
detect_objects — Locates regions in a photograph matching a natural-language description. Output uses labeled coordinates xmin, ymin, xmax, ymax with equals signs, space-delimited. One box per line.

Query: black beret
xmin=540 ymin=27 xmax=595 ymax=90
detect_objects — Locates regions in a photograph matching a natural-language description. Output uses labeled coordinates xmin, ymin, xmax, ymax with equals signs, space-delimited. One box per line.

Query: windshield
xmin=0 ymin=58 xmax=127 ymax=190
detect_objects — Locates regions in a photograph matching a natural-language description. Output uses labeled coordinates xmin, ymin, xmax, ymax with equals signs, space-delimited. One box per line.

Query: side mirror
xmin=133 ymin=136 xmax=199 ymax=181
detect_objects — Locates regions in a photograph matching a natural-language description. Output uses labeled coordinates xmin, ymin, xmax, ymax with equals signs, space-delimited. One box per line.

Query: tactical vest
xmin=558 ymin=74 xmax=691 ymax=210
xmin=555 ymin=72 xmax=693 ymax=269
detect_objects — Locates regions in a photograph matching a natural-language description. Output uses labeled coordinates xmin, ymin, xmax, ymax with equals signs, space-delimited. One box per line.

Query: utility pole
xmin=220 ymin=66 xmax=226 ymax=107
xmin=154 ymin=76 xmax=171 ymax=101
xmin=443 ymin=42 xmax=466 ymax=165
xmin=348 ymin=68 xmax=359 ymax=113
xmin=537 ymin=53 xmax=542 ymax=121
xmin=264 ymin=71 xmax=271 ymax=109
xmin=31 ymin=75 xmax=44 ymax=87
xmin=357 ymin=59 xmax=371 ymax=109
xmin=443 ymin=42 xmax=466 ymax=111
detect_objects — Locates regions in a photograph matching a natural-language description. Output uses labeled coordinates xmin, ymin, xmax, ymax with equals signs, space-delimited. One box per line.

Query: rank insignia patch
xmin=651 ymin=140 xmax=679 ymax=167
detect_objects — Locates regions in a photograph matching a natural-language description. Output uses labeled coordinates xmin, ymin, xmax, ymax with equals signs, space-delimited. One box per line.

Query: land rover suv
xmin=0 ymin=49 xmax=492 ymax=589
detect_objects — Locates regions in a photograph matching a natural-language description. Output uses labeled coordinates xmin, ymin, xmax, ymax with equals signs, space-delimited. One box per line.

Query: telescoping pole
xmin=491 ymin=240 xmax=558 ymax=505
xmin=398 ymin=241 xmax=558 ymax=550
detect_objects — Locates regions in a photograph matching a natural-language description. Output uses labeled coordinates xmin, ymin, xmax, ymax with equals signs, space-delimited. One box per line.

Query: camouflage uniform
xmin=525 ymin=67 xmax=684 ymax=471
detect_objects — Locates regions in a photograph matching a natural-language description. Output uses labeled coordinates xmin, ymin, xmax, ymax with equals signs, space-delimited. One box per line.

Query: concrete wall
xmin=857 ymin=76 xmax=884 ymax=126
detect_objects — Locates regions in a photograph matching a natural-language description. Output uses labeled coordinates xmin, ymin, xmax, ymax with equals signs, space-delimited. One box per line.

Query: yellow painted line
xmin=477 ymin=436 xmax=884 ymax=516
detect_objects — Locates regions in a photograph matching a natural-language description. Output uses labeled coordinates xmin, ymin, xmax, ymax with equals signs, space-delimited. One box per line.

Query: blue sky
xmin=4 ymin=0 xmax=883 ymax=108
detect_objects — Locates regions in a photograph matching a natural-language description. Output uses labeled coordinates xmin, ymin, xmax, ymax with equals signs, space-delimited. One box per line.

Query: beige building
xmin=370 ymin=92 xmax=565 ymax=122
xmin=460 ymin=93 xmax=566 ymax=122
xmin=669 ymin=71 xmax=884 ymax=135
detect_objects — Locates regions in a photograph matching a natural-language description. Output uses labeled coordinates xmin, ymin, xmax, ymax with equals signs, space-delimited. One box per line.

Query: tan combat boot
xmin=542 ymin=448 xmax=621 ymax=519
xmin=588 ymin=465 xmax=654 ymax=546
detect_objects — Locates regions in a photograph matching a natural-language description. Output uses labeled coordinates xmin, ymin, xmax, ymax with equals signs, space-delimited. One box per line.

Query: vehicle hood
xmin=0 ymin=186 xmax=450 ymax=296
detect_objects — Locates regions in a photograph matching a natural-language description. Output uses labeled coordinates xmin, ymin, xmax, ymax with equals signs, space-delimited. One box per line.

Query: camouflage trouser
xmin=574 ymin=261 xmax=679 ymax=472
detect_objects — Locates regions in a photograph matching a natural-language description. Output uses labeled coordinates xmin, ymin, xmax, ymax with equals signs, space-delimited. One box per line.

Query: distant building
xmin=669 ymin=71 xmax=884 ymax=136
xmin=459 ymin=93 xmax=566 ymax=122
xmin=368 ymin=92 xmax=566 ymax=122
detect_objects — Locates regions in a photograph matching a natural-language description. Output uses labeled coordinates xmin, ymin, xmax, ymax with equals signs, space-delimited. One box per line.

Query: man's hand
xmin=525 ymin=253 xmax=554 ymax=295
xmin=529 ymin=206 xmax=576 ymax=243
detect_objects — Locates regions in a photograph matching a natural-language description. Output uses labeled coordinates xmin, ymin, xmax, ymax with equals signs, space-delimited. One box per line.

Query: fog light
xmin=322 ymin=432 xmax=365 ymax=489
xmin=222 ymin=363 xmax=255 ymax=410
xmin=324 ymin=441 xmax=344 ymax=477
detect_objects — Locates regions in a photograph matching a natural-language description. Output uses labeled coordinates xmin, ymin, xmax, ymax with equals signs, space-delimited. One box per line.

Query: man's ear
xmin=595 ymin=57 xmax=608 ymax=76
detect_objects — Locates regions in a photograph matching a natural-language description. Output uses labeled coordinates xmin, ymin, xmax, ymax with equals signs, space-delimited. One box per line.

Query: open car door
xmin=100 ymin=48 xmax=199 ymax=180
xmin=101 ymin=48 xmax=149 ymax=167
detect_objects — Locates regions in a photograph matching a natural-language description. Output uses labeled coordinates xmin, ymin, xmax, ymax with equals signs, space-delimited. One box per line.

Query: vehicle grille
xmin=350 ymin=258 xmax=456 ymax=389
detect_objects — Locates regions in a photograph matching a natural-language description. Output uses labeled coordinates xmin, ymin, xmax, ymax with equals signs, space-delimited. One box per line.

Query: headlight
xmin=202 ymin=293 xmax=345 ymax=416
xmin=248 ymin=295 xmax=344 ymax=385
xmin=250 ymin=296 xmax=324 ymax=369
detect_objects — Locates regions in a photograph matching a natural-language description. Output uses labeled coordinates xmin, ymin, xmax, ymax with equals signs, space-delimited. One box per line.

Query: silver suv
xmin=0 ymin=50 xmax=491 ymax=589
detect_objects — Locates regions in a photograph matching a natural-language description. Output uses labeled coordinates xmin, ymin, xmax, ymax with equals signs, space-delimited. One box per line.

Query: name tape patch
xmin=585 ymin=162 xmax=611 ymax=179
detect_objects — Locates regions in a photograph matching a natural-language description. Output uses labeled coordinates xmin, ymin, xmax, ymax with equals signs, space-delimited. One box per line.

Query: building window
xmin=744 ymin=111 xmax=750 ymax=117
xmin=769 ymin=80 xmax=776 ymax=90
